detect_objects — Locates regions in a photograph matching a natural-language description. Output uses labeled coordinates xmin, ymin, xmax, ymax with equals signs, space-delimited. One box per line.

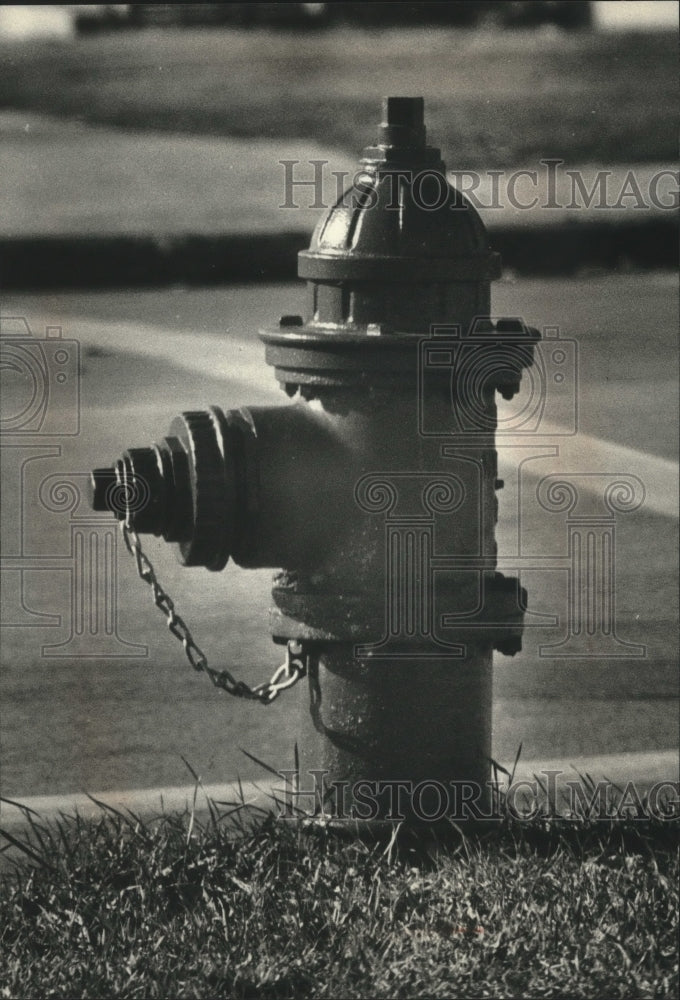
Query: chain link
xmin=120 ymin=520 xmax=307 ymax=704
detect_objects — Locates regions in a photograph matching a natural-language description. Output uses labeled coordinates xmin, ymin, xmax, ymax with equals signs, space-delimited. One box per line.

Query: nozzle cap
xmin=89 ymin=467 xmax=117 ymax=512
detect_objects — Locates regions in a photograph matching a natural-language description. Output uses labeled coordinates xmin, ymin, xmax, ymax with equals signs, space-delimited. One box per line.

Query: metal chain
xmin=120 ymin=520 xmax=307 ymax=704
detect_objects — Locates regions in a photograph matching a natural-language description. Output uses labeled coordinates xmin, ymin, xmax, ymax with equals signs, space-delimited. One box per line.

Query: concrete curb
xmin=2 ymin=751 xmax=677 ymax=836
xmin=2 ymin=217 xmax=677 ymax=290
xmin=1 ymin=231 xmax=309 ymax=290
xmin=0 ymin=781 xmax=277 ymax=835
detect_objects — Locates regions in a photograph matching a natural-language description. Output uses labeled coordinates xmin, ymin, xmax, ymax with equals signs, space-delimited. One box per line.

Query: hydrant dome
xmin=298 ymin=97 xmax=500 ymax=284
xmin=306 ymin=168 xmax=491 ymax=260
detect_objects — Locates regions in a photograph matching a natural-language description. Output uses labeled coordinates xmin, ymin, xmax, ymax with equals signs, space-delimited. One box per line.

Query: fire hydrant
xmin=91 ymin=98 xmax=537 ymax=822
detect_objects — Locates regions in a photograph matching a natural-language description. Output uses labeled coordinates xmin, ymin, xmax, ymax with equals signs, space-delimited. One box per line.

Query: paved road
xmin=1 ymin=275 xmax=677 ymax=798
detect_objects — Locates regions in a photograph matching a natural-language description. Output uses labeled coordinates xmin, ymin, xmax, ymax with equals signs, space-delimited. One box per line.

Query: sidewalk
xmin=1 ymin=112 xmax=677 ymax=288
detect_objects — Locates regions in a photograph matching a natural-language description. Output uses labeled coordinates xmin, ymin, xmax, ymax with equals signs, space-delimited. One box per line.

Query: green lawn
xmin=0 ymin=26 xmax=675 ymax=167
xmin=1 ymin=795 xmax=678 ymax=999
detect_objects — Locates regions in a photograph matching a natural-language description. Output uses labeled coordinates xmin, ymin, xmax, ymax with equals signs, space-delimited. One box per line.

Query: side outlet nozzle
xmin=88 ymin=407 xmax=237 ymax=571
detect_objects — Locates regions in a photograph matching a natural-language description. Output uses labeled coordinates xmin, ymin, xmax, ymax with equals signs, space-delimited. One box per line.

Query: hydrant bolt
xmin=379 ymin=95 xmax=426 ymax=147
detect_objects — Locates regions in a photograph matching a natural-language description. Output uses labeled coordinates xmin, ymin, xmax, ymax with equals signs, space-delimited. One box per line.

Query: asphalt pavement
xmin=1 ymin=277 xmax=677 ymax=802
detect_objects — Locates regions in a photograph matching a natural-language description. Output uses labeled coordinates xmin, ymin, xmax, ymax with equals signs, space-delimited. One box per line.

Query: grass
xmin=1 ymin=776 xmax=678 ymax=999
xmin=0 ymin=26 xmax=676 ymax=167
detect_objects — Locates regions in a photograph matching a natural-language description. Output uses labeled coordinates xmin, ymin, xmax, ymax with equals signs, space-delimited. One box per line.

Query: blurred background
xmin=1 ymin=2 xmax=678 ymax=799
xmin=0 ymin=1 xmax=677 ymax=166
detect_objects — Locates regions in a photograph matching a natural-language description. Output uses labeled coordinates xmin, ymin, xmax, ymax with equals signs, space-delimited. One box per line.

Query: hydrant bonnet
xmin=262 ymin=97 xmax=509 ymax=396
xmin=298 ymin=97 xmax=501 ymax=318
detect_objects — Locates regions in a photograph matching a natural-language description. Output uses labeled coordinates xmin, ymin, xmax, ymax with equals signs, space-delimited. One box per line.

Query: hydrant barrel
xmin=261 ymin=96 xmax=534 ymax=821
